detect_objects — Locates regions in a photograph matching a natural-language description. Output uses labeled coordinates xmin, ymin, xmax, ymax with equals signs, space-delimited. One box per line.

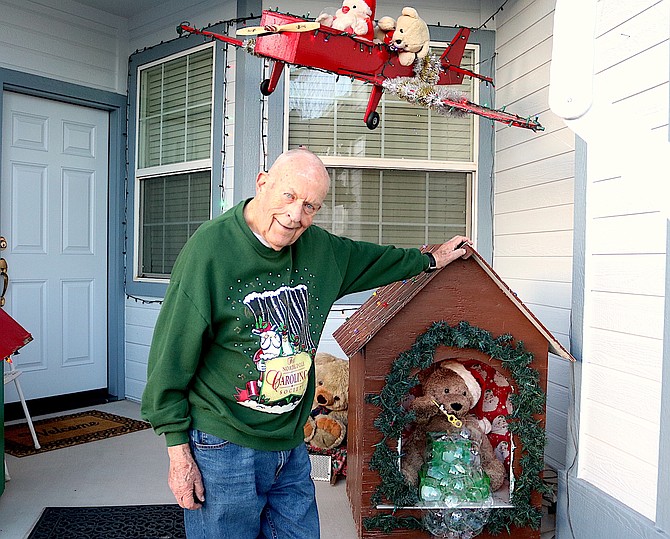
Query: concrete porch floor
xmin=1 ymin=400 xmax=555 ymax=538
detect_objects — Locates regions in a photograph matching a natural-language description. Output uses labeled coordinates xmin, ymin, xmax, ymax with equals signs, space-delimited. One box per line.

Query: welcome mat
xmin=28 ymin=504 xmax=185 ymax=539
xmin=4 ymin=410 xmax=151 ymax=457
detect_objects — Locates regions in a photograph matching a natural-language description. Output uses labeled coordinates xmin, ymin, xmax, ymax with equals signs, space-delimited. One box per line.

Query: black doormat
xmin=28 ymin=504 xmax=185 ymax=539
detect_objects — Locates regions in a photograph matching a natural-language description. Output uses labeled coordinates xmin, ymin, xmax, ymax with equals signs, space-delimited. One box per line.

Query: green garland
xmin=363 ymin=320 xmax=552 ymax=535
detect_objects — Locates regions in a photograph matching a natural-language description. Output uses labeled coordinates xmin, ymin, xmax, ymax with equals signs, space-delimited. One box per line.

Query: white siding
xmin=0 ymin=0 xmax=239 ymax=95
xmin=316 ymin=307 xmax=352 ymax=359
xmin=127 ymin=1 xmax=236 ymax=57
xmin=0 ymin=0 xmax=128 ymax=93
xmin=124 ymin=298 xmax=161 ymax=402
xmin=493 ymin=0 xmax=574 ymax=470
xmin=125 ymin=0 xmax=491 ymax=55
xmin=551 ymin=0 xmax=669 ymax=521
xmin=580 ymin=182 xmax=667 ymax=515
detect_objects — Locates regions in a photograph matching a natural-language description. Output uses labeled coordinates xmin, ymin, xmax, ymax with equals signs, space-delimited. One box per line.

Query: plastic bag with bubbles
xmin=419 ymin=430 xmax=492 ymax=538
xmin=419 ymin=430 xmax=492 ymax=506
xmin=422 ymin=506 xmax=492 ymax=539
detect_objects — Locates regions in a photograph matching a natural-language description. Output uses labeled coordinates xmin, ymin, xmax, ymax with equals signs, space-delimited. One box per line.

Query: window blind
xmin=138 ymin=47 xmax=213 ymax=169
xmin=314 ymin=168 xmax=470 ymax=248
xmin=139 ymin=171 xmax=211 ymax=276
xmin=288 ymin=49 xmax=475 ymax=162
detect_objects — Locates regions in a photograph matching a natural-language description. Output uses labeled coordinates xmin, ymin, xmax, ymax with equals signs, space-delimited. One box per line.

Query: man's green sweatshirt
xmin=141 ymin=200 xmax=431 ymax=450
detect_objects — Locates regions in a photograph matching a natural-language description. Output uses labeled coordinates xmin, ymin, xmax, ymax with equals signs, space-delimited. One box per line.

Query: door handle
xmin=0 ymin=257 xmax=8 ymax=307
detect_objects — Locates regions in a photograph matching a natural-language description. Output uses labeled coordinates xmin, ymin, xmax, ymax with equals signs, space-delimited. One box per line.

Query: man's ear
xmin=255 ymin=171 xmax=269 ymax=194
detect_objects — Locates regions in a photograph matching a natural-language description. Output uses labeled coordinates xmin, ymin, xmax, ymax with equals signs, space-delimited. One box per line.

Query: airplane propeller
xmin=236 ymin=21 xmax=320 ymax=36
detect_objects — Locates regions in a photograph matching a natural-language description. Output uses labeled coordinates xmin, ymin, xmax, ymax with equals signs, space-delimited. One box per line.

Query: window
xmin=287 ymin=46 xmax=477 ymax=248
xmin=316 ymin=169 xmax=471 ymax=247
xmin=136 ymin=45 xmax=214 ymax=279
xmin=139 ymin=171 xmax=211 ymax=276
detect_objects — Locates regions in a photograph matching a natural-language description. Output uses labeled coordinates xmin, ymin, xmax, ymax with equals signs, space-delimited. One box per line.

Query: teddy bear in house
xmin=316 ymin=0 xmax=376 ymax=41
xmin=303 ymin=352 xmax=349 ymax=450
xmin=389 ymin=6 xmax=430 ymax=66
xmin=401 ymin=359 xmax=506 ymax=492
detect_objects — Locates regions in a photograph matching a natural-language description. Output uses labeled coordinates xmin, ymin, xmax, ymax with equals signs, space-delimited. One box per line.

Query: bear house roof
xmin=332 ymin=244 xmax=575 ymax=362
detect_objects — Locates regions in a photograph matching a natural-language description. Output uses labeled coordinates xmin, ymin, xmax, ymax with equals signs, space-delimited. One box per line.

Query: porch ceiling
xmin=74 ymin=0 xmax=165 ymax=18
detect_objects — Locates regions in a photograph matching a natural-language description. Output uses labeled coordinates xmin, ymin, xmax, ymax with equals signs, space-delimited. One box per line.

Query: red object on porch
xmin=1 ymin=309 xmax=38 ymax=490
xmin=0 ymin=309 xmax=32 ymax=359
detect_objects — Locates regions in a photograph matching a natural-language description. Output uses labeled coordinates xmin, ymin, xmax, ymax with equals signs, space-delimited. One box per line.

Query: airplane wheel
xmin=366 ymin=112 xmax=380 ymax=130
xmin=260 ymin=79 xmax=273 ymax=96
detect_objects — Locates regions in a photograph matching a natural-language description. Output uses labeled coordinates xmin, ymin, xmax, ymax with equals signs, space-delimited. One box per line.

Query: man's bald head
xmin=268 ymin=148 xmax=331 ymax=192
xmin=244 ymin=148 xmax=330 ymax=251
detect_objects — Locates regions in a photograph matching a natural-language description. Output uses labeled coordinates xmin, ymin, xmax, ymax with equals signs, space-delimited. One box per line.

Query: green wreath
xmin=363 ymin=320 xmax=551 ymax=535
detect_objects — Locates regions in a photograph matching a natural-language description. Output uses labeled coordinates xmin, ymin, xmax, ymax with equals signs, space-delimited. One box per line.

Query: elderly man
xmin=141 ymin=148 xmax=469 ymax=539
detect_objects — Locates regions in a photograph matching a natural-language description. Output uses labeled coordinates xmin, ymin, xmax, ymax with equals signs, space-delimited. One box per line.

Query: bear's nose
xmin=317 ymin=394 xmax=328 ymax=405
xmin=450 ymin=402 xmax=463 ymax=412
xmin=341 ymin=5 xmax=350 ymax=13
xmin=395 ymin=39 xmax=402 ymax=44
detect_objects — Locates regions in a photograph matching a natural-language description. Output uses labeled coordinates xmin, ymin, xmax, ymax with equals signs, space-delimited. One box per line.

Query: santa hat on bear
xmin=440 ymin=360 xmax=482 ymax=408
xmin=358 ymin=0 xmax=375 ymax=17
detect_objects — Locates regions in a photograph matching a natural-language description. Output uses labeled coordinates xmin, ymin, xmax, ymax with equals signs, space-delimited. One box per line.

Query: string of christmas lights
xmin=478 ymin=0 xmax=510 ymax=30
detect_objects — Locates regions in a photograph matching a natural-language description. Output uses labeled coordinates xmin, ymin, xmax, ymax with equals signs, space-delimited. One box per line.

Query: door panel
xmin=11 ymin=163 xmax=47 ymax=253
xmin=1 ymin=92 xmax=109 ymax=401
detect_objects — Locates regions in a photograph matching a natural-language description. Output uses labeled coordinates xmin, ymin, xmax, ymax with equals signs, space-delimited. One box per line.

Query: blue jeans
xmin=184 ymin=429 xmax=320 ymax=539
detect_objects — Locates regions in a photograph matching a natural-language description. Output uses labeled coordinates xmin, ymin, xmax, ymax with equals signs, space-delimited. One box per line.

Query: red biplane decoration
xmin=178 ymin=10 xmax=544 ymax=131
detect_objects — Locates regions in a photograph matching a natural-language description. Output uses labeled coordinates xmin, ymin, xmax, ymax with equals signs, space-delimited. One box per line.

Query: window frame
xmin=127 ymin=34 xmax=229 ymax=298
xmin=134 ymin=43 xmax=215 ymax=179
xmin=137 ymin=168 xmax=213 ymax=279
xmin=133 ymin=42 xmax=216 ymax=283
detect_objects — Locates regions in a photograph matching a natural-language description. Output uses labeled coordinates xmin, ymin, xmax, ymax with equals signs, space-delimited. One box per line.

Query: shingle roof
xmin=332 ymin=244 xmax=574 ymax=362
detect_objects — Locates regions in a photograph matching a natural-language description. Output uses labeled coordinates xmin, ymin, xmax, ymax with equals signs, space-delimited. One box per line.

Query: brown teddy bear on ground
xmin=390 ymin=7 xmax=430 ymax=66
xmin=401 ymin=359 xmax=506 ymax=492
xmin=304 ymin=352 xmax=349 ymax=450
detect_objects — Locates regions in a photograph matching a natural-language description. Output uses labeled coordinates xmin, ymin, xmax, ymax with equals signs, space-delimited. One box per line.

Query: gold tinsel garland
xmin=382 ymin=56 xmax=469 ymax=118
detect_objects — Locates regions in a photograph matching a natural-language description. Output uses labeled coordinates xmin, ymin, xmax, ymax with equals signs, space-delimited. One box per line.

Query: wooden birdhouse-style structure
xmin=333 ymin=245 xmax=574 ymax=539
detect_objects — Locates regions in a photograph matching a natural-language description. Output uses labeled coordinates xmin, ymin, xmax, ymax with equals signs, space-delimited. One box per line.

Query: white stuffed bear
xmin=317 ymin=0 xmax=376 ymax=41
xmin=390 ymin=6 xmax=430 ymax=66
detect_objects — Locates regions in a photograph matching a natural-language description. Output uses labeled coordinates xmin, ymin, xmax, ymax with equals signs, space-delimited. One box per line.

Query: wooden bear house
xmin=333 ymin=245 xmax=574 ymax=539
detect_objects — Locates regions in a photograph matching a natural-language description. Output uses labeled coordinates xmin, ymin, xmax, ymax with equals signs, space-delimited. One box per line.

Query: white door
xmin=1 ymin=92 xmax=109 ymax=402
